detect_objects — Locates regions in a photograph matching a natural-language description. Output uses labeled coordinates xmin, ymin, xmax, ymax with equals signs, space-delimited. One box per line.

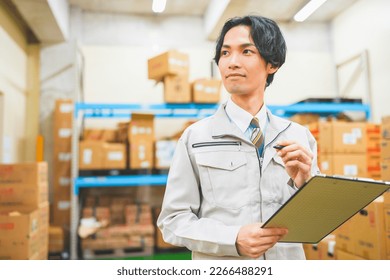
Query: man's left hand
xmin=274 ymin=140 xmax=313 ymax=188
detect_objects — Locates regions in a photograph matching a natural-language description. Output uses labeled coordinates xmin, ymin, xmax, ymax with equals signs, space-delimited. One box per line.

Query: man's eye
xmin=243 ymin=49 xmax=253 ymax=54
xmin=221 ymin=50 xmax=229 ymax=56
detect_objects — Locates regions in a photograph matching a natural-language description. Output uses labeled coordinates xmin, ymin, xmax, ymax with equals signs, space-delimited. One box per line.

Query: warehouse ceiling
xmin=9 ymin=0 xmax=358 ymax=43
xmin=69 ymin=0 xmax=359 ymax=40
xmin=68 ymin=0 xmax=357 ymax=22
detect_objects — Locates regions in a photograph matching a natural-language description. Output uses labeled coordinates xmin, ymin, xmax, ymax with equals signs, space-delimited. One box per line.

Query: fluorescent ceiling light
xmin=294 ymin=0 xmax=328 ymax=22
xmin=152 ymin=0 xmax=167 ymax=13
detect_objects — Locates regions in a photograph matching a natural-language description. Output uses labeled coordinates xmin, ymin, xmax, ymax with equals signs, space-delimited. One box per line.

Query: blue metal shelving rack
xmin=74 ymin=101 xmax=371 ymax=119
xmin=70 ymin=101 xmax=370 ymax=259
xmin=72 ymin=102 xmax=371 ymax=193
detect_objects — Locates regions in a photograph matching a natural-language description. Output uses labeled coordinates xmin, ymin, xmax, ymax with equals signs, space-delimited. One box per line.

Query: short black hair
xmin=214 ymin=15 xmax=287 ymax=87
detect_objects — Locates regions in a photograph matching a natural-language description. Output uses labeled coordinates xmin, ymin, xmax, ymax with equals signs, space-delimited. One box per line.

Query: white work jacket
xmin=157 ymin=103 xmax=320 ymax=260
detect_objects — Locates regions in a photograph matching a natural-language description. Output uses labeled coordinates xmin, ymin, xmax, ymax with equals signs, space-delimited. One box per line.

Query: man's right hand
xmin=236 ymin=223 xmax=288 ymax=258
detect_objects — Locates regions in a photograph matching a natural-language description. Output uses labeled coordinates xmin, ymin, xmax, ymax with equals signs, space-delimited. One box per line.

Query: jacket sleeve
xmin=157 ymin=134 xmax=241 ymax=257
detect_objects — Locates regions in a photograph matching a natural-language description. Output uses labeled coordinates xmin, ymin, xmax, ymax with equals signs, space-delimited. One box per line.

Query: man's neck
xmin=231 ymin=94 xmax=264 ymax=116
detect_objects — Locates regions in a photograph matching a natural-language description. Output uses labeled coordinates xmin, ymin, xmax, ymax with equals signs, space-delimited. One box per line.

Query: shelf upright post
xmin=70 ymin=103 xmax=81 ymax=260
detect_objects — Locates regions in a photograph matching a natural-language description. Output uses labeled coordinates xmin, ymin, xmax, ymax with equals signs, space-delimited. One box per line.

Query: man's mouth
xmin=226 ymin=73 xmax=245 ymax=79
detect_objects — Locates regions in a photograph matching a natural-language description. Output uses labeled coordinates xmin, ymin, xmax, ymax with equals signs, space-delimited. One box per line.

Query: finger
xmin=259 ymin=227 xmax=288 ymax=237
xmin=276 ymin=142 xmax=313 ymax=159
xmin=285 ymin=160 xmax=312 ymax=173
xmin=281 ymin=150 xmax=312 ymax=164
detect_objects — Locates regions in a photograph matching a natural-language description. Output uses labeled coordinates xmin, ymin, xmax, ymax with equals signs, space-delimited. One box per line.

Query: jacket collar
xmin=211 ymin=103 xmax=291 ymax=145
xmin=211 ymin=103 xmax=247 ymax=141
xmin=264 ymin=108 xmax=291 ymax=147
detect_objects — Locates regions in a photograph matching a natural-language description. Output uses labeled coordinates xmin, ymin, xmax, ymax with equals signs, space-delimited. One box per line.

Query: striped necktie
xmin=250 ymin=117 xmax=264 ymax=148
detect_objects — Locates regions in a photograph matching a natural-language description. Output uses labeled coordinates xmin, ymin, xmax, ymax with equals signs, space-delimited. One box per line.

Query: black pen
xmin=273 ymin=144 xmax=286 ymax=150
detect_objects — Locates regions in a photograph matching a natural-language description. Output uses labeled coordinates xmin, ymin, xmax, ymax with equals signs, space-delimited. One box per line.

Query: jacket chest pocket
xmin=262 ymin=154 xmax=290 ymax=205
xmin=195 ymin=151 xmax=249 ymax=209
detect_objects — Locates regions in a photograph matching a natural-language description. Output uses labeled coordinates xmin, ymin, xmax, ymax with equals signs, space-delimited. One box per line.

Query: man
xmin=157 ymin=15 xmax=320 ymax=260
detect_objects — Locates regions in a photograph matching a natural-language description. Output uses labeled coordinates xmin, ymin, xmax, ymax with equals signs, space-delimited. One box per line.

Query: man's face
xmin=218 ymin=25 xmax=276 ymax=97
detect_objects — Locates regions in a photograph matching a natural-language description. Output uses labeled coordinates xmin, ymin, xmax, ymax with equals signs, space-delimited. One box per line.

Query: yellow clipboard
xmin=261 ymin=175 xmax=390 ymax=243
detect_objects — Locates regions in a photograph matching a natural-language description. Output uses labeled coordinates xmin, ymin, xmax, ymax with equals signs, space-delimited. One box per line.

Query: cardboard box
xmin=51 ymin=197 xmax=70 ymax=228
xmin=81 ymin=236 xmax=145 ymax=250
xmin=304 ymin=235 xmax=336 ymax=260
xmin=101 ymin=129 xmax=118 ymax=142
xmin=82 ymin=207 xmax=110 ymax=221
xmin=334 ymin=217 xmax=356 ymax=254
xmin=367 ymin=153 xmax=381 ymax=170
xmin=336 ymin=249 xmax=366 ymax=260
xmin=163 ymin=75 xmax=191 ymax=103
xmin=0 ymin=183 xmax=48 ymax=209
xmin=54 ymin=150 xmax=72 ymax=164
xmin=0 ymin=162 xmax=48 ymax=208
xmin=154 ymin=140 xmax=177 ymax=169
xmin=103 ymin=143 xmax=126 ymax=169
xmin=353 ymin=197 xmax=387 ymax=259
xmin=366 ymin=123 xmax=381 ymax=153
xmin=382 ymin=159 xmax=390 ymax=181
xmin=0 ymin=203 xmax=49 ymax=260
xmin=381 ymin=139 xmax=390 ymax=161
xmin=52 ymin=175 xmax=71 ymax=198
xmin=319 ymin=122 xmax=367 ymax=154
xmin=0 ymin=162 xmax=48 ymax=186
xmin=192 ymin=78 xmax=221 ymax=103
xmin=384 ymin=191 xmax=390 ymax=207
xmin=319 ymin=153 xmax=367 ymax=177
xmin=148 ymin=50 xmax=189 ymax=81
xmin=128 ymin=113 xmax=155 ymax=169
xmin=49 ymin=226 xmax=64 ymax=253
xmin=290 ymin=114 xmax=320 ymax=126
xmin=79 ymin=141 xmax=126 ymax=170
xmin=117 ymin=122 xmax=130 ymax=143
xmin=385 ymin=206 xmax=390 ymax=256
xmin=83 ymin=129 xmax=104 ymax=141
xmin=53 ymin=99 xmax=73 ymax=129
xmin=53 ymin=128 xmax=72 ymax=152
xmin=382 ymin=116 xmax=390 ymax=139
xmin=78 ymin=141 xmax=105 ymax=170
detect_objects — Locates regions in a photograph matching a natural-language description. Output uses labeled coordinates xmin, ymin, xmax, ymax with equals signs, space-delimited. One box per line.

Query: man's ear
xmin=267 ymin=64 xmax=279 ymax=74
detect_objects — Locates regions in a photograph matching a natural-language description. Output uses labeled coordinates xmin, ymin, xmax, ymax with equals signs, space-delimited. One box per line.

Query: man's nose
xmin=228 ymin=53 xmax=241 ymax=69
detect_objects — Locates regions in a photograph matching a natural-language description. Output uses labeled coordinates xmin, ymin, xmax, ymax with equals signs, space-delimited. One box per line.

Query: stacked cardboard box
xmin=303 ymin=235 xmax=336 ymax=260
xmin=381 ymin=116 xmax=390 ymax=181
xmin=80 ymin=195 xmax=154 ymax=254
xmin=78 ymin=141 xmax=126 ymax=170
xmin=154 ymin=139 xmax=177 ymax=169
xmin=335 ymin=249 xmax=365 ymax=260
xmin=384 ymin=192 xmax=390 ymax=259
xmin=318 ymin=121 xmax=367 ymax=177
xmin=366 ymin=123 xmax=381 ymax=180
xmin=52 ymin=99 xmax=73 ymax=243
xmin=79 ymin=113 xmax=155 ymax=170
xmin=148 ymin=50 xmax=191 ymax=103
xmin=191 ymin=78 xmax=222 ymax=103
xmin=148 ymin=50 xmax=222 ymax=103
xmin=49 ymin=226 xmax=64 ymax=253
xmin=128 ymin=113 xmax=155 ymax=169
xmin=0 ymin=162 xmax=49 ymax=259
xmin=334 ymin=196 xmax=389 ymax=259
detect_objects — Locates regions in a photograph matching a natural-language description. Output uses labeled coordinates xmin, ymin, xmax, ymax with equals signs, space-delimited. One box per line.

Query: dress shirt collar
xmin=225 ymin=97 xmax=267 ymax=134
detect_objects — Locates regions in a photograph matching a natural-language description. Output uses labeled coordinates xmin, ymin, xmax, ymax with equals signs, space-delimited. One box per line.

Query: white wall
xmin=61 ymin=9 xmax=334 ymax=138
xmin=77 ymin=10 xmax=335 ymax=106
xmin=331 ymin=0 xmax=390 ymax=122
xmin=266 ymin=22 xmax=336 ymax=104
xmin=0 ymin=27 xmax=27 ymax=163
